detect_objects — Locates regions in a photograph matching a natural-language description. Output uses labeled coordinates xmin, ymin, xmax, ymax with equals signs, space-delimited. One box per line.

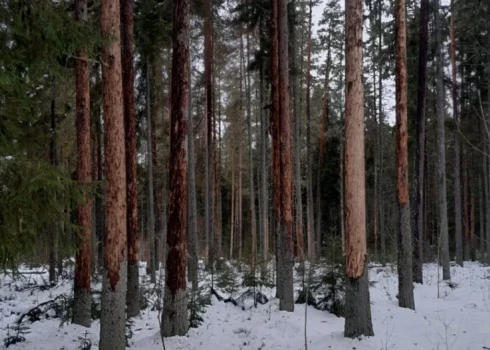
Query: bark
xmin=344 ymin=0 xmax=374 ymax=337
xmin=463 ymin=153 xmax=469 ymax=259
xmin=395 ymin=0 xmax=415 ymax=310
xmin=49 ymin=80 xmax=57 ymax=285
xmin=162 ymin=0 xmax=190 ymax=335
xmin=487 ymin=18 xmax=490 ymax=264
xmin=435 ymin=0 xmax=450 ymax=280
xmin=146 ymin=61 xmax=156 ymax=284
xmin=276 ymin=0 xmax=294 ymax=312
xmin=73 ymin=0 xmax=92 ymax=327
xmin=259 ymin=19 xmax=269 ymax=266
xmin=479 ymin=176 xmax=484 ymax=257
xmin=230 ymin=151 xmax=235 ymax=259
xmin=450 ymin=11 xmax=463 ymax=267
xmin=246 ymin=31 xmax=256 ymax=271
xmin=412 ymin=0 xmax=429 ymax=283
xmin=204 ymin=0 xmax=214 ymax=263
xmin=187 ymin=56 xmax=198 ymax=290
xmin=99 ymin=0 xmax=127 ymax=347
xmin=377 ymin=0 xmax=385 ymax=267
xmin=470 ymin=175 xmax=475 ymax=261
xmin=305 ymin=0 xmax=314 ymax=260
xmin=291 ymin=0 xmax=304 ymax=262
xmin=121 ymin=0 xmax=139 ymax=318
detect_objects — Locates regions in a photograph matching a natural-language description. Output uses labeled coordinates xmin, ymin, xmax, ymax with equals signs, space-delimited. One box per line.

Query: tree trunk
xmin=450 ymin=10 xmax=463 ymax=267
xmin=344 ymin=0 xmax=374 ymax=337
xmin=49 ymin=80 xmax=57 ymax=285
xmin=246 ymin=31 xmax=256 ymax=271
xmin=412 ymin=0 xmax=429 ymax=283
xmin=187 ymin=53 xmax=198 ymax=290
xmin=162 ymin=0 xmax=190 ymax=335
xmin=305 ymin=0 xmax=314 ymax=260
xmin=395 ymin=0 xmax=415 ymax=310
xmin=204 ymin=0 xmax=214 ymax=263
xmin=99 ymin=0 xmax=127 ymax=347
xmin=479 ymin=176 xmax=485 ymax=258
xmin=435 ymin=0 xmax=450 ymax=281
xmin=291 ymin=0 xmax=304 ymax=262
xmin=146 ymin=61 xmax=156 ymax=284
xmin=463 ymin=153 xmax=469 ymax=259
xmin=121 ymin=0 xmax=139 ymax=318
xmin=377 ymin=0 xmax=386 ymax=267
xmin=73 ymin=0 xmax=92 ymax=327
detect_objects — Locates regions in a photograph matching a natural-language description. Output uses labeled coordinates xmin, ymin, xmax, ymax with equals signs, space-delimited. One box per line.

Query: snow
xmin=1 ymin=262 xmax=490 ymax=349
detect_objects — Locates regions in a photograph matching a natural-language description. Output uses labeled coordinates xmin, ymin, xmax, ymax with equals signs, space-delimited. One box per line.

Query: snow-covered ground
xmin=1 ymin=261 xmax=489 ymax=350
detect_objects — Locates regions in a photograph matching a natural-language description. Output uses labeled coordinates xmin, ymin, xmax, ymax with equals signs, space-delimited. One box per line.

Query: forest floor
xmin=0 ymin=261 xmax=489 ymax=350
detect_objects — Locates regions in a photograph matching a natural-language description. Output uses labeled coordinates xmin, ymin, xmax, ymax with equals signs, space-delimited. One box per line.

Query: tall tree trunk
xmin=412 ymin=0 xmax=429 ymax=283
xmin=395 ymin=0 xmax=415 ymax=310
xmin=99 ymin=0 xmax=127 ymax=347
xmin=162 ymin=0 xmax=190 ymax=335
xmin=479 ymin=175 xmax=485 ymax=257
xmin=277 ymin=0 xmax=294 ymax=311
xmin=344 ymin=0 xmax=374 ymax=338
xmin=146 ymin=61 xmax=156 ymax=284
xmin=435 ymin=0 xmax=450 ymax=281
xmin=486 ymin=18 xmax=490 ymax=264
xmin=450 ymin=10 xmax=463 ymax=266
xmin=315 ymin=43 xmax=331 ymax=261
xmin=121 ymin=0 xmax=139 ymax=318
xmin=305 ymin=0 xmax=314 ymax=260
xmin=463 ymin=153 xmax=469 ymax=259
xmin=291 ymin=0 xmax=304 ymax=262
xmin=470 ymin=174 xmax=475 ymax=261
xmin=377 ymin=0 xmax=386 ymax=267
xmin=204 ymin=0 xmax=214 ymax=263
xmin=259 ymin=18 xmax=269 ymax=267
xmin=49 ymin=80 xmax=57 ymax=285
xmin=73 ymin=0 xmax=91 ymax=327
xmin=187 ymin=52 xmax=198 ymax=290
xmin=246 ymin=31 xmax=256 ymax=271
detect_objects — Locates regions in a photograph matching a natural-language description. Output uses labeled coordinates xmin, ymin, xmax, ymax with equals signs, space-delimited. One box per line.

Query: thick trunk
xmin=435 ymin=0 xmax=450 ymax=280
xmin=73 ymin=0 xmax=92 ymax=327
xmin=121 ymin=0 xmax=139 ymax=318
xmin=291 ymin=0 xmax=304 ymax=262
xmin=99 ymin=0 xmax=127 ymax=347
xmin=450 ymin=12 xmax=463 ymax=266
xmin=412 ymin=0 xmax=429 ymax=282
xmin=344 ymin=0 xmax=374 ymax=337
xmin=395 ymin=0 xmax=415 ymax=310
xmin=162 ymin=0 xmax=190 ymax=335
xmin=277 ymin=0 xmax=293 ymax=311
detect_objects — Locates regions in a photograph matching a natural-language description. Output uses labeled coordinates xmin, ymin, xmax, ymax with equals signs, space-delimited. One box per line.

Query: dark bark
xmin=121 ymin=0 xmax=139 ymax=318
xmin=73 ymin=0 xmax=92 ymax=327
xmin=162 ymin=0 xmax=190 ymax=334
xmin=49 ymin=80 xmax=57 ymax=285
xmin=343 ymin=0 xmax=374 ymax=337
xmin=412 ymin=0 xmax=429 ymax=283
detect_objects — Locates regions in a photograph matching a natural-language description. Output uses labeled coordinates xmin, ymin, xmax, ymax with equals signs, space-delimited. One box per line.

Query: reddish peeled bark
xmin=101 ymin=0 xmax=127 ymax=291
xmin=74 ymin=0 xmax=92 ymax=326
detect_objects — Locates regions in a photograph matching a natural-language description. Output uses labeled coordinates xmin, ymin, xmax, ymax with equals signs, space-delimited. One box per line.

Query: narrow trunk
xmin=395 ymin=0 xmax=415 ymax=310
xmin=470 ymin=175 xmax=475 ymax=261
xmin=463 ymin=153 xmax=469 ymax=259
xmin=344 ymin=0 xmax=374 ymax=337
xmin=187 ymin=54 xmax=198 ymax=290
xmin=49 ymin=80 xmax=57 ymax=285
xmin=450 ymin=11 xmax=463 ymax=266
xmin=99 ymin=0 xmax=127 ymax=347
xmin=146 ymin=61 xmax=156 ymax=284
xmin=479 ymin=176 xmax=484 ymax=257
xmin=162 ymin=0 xmax=190 ymax=335
xmin=412 ymin=0 xmax=429 ymax=282
xmin=230 ymin=152 xmax=235 ymax=259
xmin=73 ymin=0 xmax=91 ymax=327
xmin=305 ymin=0 xmax=314 ymax=260
xmin=435 ymin=0 xmax=450 ymax=280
